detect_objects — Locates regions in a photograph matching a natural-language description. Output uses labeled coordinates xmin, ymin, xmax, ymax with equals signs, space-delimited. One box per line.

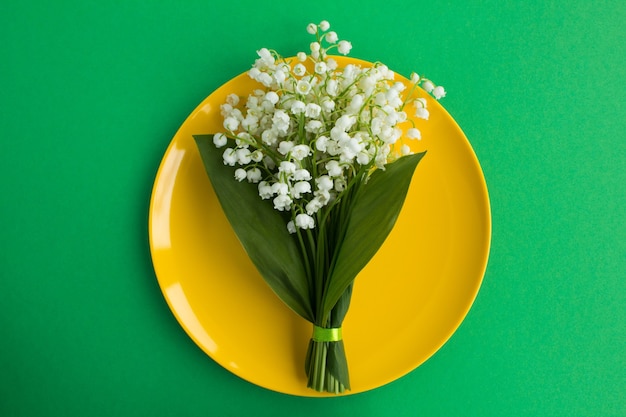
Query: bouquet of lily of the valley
xmin=193 ymin=21 xmax=445 ymax=394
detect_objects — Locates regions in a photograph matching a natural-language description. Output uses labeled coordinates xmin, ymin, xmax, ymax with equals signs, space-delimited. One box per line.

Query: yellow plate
xmin=149 ymin=57 xmax=491 ymax=396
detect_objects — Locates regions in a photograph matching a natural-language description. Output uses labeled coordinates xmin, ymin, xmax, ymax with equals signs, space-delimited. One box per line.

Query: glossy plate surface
xmin=149 ymin=57 xmax=491 ymax=396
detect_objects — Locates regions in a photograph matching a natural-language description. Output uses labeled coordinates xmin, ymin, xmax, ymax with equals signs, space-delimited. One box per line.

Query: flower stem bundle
xmin=194 ymin=20 xmax=444 ymax=394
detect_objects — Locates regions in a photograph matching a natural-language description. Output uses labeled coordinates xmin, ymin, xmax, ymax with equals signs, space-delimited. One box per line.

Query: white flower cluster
xmin=213 ymin=21 xmax=445 ymax=232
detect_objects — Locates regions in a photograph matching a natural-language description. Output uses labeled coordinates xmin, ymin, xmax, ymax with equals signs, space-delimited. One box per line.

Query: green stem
xmin=305 ymin=338 xmax=349 ymax=394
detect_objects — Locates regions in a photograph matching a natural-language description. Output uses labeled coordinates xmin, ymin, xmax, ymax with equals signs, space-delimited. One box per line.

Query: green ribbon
xmin=312 ymin=325 xmax=343 ymax=342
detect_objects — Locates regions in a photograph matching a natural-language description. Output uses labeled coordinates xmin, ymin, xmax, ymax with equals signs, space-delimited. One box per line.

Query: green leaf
xmin=194 ymin=135 xmax=314 ymax=322
xmin=322 ymin=152 xmax=426 ymax=316
xmin=326 ymin=340 xmax=350 ymax=390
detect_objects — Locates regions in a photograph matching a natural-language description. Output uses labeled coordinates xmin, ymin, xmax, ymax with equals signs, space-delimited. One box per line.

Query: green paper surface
xmin=1 ymin=1 xmax=624 ymax=416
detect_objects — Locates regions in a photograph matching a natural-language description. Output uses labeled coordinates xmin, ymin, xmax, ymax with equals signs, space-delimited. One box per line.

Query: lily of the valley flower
xmin=213 ymin=21 xmax=445 ymax=232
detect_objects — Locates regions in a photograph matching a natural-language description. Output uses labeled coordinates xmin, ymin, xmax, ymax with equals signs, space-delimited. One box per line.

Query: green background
xmin=1 ymin=1 xmax=624 ymax=416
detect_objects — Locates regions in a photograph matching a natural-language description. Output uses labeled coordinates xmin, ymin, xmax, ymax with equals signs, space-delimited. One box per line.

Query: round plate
xmin=149 ymin=57 xmax=491 ymax=396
